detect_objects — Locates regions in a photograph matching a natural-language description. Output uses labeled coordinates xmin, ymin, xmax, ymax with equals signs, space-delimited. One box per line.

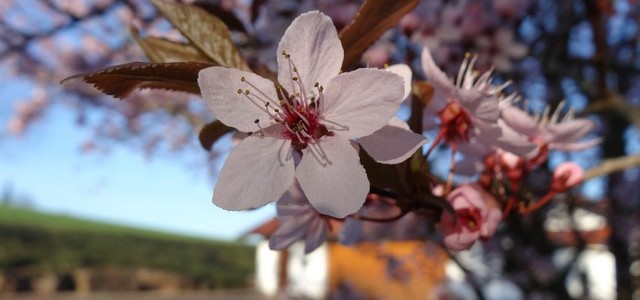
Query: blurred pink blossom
xmin=552 ymin=162 xmax=585 ymax=192
xmin=269 ymin=181 xmax=329 ymax=254
xmin=440 ymin=184 xmax=502 ymax=251
xmin=501 ymin=103 xmax=601 ymax=152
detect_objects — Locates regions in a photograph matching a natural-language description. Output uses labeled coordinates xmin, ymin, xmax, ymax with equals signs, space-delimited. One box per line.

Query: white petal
xmin=269 ymin=215 xmax=313 ymax=250
xmin=199 ymin=67 xmax=278 ymax=132
xmin=456 ymin=157 xmax=484 ymax=176
xmin=471 ymin=94 xmax=501 ymax=122
xmin=385 ymin=64 xmax=413 ymax=101
xmin=277 ymin=11 xmax=343 ymax=95
xmin=213 ymin=136 xmax=295 ymax=210
xmin=296 ymin=137 xmax=369 ymax=218
xmin=500 ymin=106 xmax=540 ymax=138
xmin=304 ymin=217 xmax=328 ymax=254
xmin=550 ymin=138 xmax=602 ymax=152
xmin=474 ymin=120 xmax=538 ymax=158
xmin=421 ymin=47 xmax=457 ymax=97
xmin=357 ymin=118 xmax=427 ymax=164
xmin=547 ymin=119 xmax=595 ymax=143
xmin=321 ymin=68 xmax=404 ymax=139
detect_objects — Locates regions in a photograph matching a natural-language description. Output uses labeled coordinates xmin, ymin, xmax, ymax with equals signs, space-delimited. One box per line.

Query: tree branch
xmin=584 ymin=154 xmax=640 ymax=180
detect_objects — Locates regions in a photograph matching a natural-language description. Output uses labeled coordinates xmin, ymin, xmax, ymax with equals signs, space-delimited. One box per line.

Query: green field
xmin=0 ymin=204 xmax=255 ymax=289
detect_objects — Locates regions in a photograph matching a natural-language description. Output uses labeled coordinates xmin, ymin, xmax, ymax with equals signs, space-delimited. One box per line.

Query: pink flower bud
xmin=551 ymin=162 xmax=584 ymax=192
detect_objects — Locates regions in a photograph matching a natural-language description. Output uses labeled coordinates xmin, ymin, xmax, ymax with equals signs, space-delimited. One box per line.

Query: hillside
xmin=0 ymin=205 xmax=254 ymax=290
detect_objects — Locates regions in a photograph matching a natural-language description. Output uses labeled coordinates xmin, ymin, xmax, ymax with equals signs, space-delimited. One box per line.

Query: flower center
xmin=437 ymin=102 xmax=472 ymax=143
xmin=236 ymin=50 xmax=334 ymax=154
xmin=280 ymin=102 xmax=332 ymax=150
xmin=457 ymin=208 xmax=482 ymax=230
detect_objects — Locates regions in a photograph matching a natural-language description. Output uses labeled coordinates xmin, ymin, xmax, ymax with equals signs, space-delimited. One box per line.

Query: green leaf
xmin=199 ymin=121 xmax=234 ymax=151
xmin=62 ymin=62 xmax=214 ymax=99
xmin=130 ymin=27 xmax=212 ymax=63
xmin=339 ymin=0 xmax=419 ymax=71
xmin=152 ymin=0 xmax=250 ymax=71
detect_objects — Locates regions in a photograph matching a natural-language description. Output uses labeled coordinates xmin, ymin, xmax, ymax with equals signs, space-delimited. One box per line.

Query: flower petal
xmin=493 ymin=119 xmax=540 ymax=158
xmin=468 ymin=93 xmax=500 ymax=122
xmin=199 ymin=67 xmax=278 ymax=132
xmin=547 ymin=118 xmax=595 ymax=143
xmin=277 ymin=11 xmax=343 ymax=95
xmin=321 ymin=68 xmax=404 ymax=139
xmin=304 ymin=217 xmax=328 ymax=253
xmin=500 ymin=106 xmax=540 ymax=138
xmin=213 ymin=136 xmax=294 ymax=210
xmin=549 ymin=138 xmax=602 ymax=152
xmin=296 ymin=137 xmax=369 ymax=218
xmin=481 ymin=208 xmax=502 ymax=238
xmin=421 ymin=48 xmax=457 ymax=97
xmin=269 ymin=215 xmax=313 ymax=250
xmin=357 ymin=117 xmax=427 ymax=164
xmin=473 ymin=120 xmax=538 ymax=158
xmin=385 ymin=64 xmax=413 ymax=101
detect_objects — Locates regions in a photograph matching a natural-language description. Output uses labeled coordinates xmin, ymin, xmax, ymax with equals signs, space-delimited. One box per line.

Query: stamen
xmin=242 ymin=79 xmax=282 ymax=110
xmin=494 ymin=80 xmax=512 ymax=94
xmin=565 ymin=108 xmax=575 ymax=121
xmin=541 ymin=105 xmax=551 ymax=125
xmin=462 ymin=54 xmax=478 ymax=89
xmin=310 ymin=141 xmax=332 ymax=165
xmin=457 ymin=53 xmax=470 ymax=87
xmin=306 ymin=144 xmax=328 ymax=167
xmin=294 ymin=109 xmax=310 ymax=127
xmin=550 ymin=101 xmax=566 ymax=124
xmin=254 ymin=119 xmax=266 ymax=138
xmin=320 ymin=118 xmax=348 ymax=131
xmin=277 ymin=139 xmax=292 ymax=166
xmin=285 ymin=54 xmax=309 ymax=107
xmin=300 ymin=130 xmax=313 ymax=139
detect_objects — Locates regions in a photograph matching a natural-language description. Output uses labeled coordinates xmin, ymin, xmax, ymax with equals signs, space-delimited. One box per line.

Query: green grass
xmin=0 ymin=204 xmax=226 ymax=244
xmin=0 ymin=204 xmax=255 ymax=288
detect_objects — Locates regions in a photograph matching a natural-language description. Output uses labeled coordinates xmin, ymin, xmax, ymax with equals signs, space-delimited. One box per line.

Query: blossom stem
xmin=424 ymin=128 xmax=446 ymax=159
xmin=502 ymin=180 xmax=520 ymax=219
xmin=519 ymin=191 xmax=557 ymax=215
xmin=444 ymin=144 xmax=457 ymax=195
xmin=349 ymin=209 xmax=409 ymax=223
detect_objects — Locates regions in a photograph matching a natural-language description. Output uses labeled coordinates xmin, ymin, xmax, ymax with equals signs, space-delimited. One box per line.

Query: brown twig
xmin=583 ymin=154 xmax=640 ymax=180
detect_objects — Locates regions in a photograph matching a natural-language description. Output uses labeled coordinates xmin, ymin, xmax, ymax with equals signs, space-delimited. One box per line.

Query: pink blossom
xmin=421 ymin=48 xmax=537 ymax=157
xmin=501 ymin=103 xmax=601 ymax=152
xmin=199 ymin=11 xmax=406 ymax=218
xmin=269 ymin=180 xmax=329 ymax=254
xmin=440 ymin=185 xmax=502 ymax=251
xmin=552 ymin=162 xmax=585 ymax=192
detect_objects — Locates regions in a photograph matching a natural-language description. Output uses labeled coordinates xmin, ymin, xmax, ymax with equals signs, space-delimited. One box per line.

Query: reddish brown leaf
xmin=131 ymin=27 xmax=212 ymax=63
xmin=198 ymin=121 xmax=234 ymax=151
xmin=339 ymin=0 xmax=419 ymax=71
xmin=192 ymin=1 xmax=248 ymax=33
xmin=152 ymin=0 xmax=250 ymax=71
xmin=62 ymin=62 xmax=214 ymax=99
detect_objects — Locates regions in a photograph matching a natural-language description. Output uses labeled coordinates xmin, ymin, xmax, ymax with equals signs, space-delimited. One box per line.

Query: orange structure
xmin=245 ymin=218 xmax=448 ymax=299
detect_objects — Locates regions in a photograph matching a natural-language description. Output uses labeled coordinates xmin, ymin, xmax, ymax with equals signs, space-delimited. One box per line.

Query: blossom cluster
xmin=198 ymin=11 xmax=599 ymax=253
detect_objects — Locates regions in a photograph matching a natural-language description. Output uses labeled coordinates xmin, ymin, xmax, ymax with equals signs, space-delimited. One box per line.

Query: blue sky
xmin=0 ymin=74 xmax=274 ymax=240
xmin=0 ymin=1 xmax=279 ymax=241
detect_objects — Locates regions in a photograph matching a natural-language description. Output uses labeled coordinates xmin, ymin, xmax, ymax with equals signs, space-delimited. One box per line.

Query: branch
xmin=584 ymin=155 xmax=640 ymax=180
xmin=0 ymin=1 xmax=120 ymax=60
